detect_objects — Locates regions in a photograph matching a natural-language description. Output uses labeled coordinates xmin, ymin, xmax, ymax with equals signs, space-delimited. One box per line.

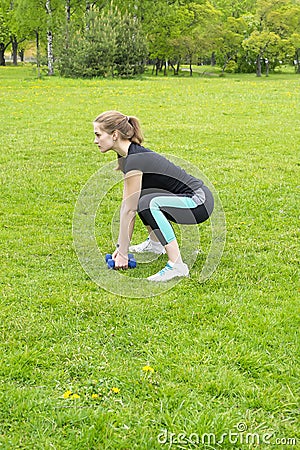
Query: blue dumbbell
xmin=105 ymin=253 xmax=135 ymax=262
xmin=105 ymin=253 xmax=137 ymax=269
xmin=105 ymin=253 xmax=112 ymax=263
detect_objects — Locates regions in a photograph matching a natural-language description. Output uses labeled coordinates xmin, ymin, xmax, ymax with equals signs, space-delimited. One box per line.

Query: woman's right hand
xmin=113 ymin=252 xmax=128 ymax=270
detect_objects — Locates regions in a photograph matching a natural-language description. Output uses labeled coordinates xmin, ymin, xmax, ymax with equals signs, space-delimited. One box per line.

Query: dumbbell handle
xmin=107 ymin=258 xmax=136 ymax=269
xmin=105 ymin=253 xmax=134 ymax=262
xmin=105 ymin=253 xmax=136 ymax=269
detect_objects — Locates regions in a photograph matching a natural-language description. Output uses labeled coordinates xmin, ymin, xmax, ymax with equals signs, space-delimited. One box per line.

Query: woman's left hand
xmin=113 ymin=252 xmax=128 ymax=270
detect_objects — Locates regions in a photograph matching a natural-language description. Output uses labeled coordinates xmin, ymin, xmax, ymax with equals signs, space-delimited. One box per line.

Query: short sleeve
xmin=123 ymin=153 xmax=148 ymax=174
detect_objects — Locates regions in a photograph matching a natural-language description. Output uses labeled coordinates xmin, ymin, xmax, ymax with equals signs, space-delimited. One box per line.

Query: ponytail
xmin=127 ymin=116 xmax=143 ymax=144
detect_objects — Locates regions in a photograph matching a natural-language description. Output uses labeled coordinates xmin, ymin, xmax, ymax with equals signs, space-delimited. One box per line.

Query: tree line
xmin=0 ymin=0 xmax=300 ymax=77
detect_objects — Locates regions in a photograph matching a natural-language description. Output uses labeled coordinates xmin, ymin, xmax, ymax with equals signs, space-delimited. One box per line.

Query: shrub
xmin=224 ymin=60 xmax=238 ymax=73
xmin=56 ymin=5 xmax=148 ymax=78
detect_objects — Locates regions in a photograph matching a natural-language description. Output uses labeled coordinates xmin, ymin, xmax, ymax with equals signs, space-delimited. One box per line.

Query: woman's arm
xmin=113 ymin=170 xmax=142 ymax=269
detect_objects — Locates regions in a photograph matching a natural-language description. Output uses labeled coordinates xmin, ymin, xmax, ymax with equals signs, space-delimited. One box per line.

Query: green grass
xmin=0 ymin=65 xmax=299 ymax=449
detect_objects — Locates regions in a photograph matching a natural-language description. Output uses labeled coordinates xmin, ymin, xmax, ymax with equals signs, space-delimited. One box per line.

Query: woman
xmin=94 ymin=110 xmax=214 ymax=282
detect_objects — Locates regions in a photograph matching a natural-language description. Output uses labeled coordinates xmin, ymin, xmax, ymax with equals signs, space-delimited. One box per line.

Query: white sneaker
xmin=147 ymin=261 xmax=189 ymax=282
xmin=129 ymin=238 xmax=166 ymax=255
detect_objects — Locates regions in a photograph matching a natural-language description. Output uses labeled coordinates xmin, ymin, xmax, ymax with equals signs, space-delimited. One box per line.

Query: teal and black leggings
xmin=137 ymin=186 xmax=214 ymax=246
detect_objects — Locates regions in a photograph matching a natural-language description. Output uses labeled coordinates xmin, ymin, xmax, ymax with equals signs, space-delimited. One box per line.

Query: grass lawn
xmin=0 ymin=65 xmax=299 ymax=449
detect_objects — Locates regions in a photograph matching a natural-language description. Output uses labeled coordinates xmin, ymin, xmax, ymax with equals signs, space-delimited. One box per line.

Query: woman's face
xmin=93 ymin=123 xmax=114 ymax=153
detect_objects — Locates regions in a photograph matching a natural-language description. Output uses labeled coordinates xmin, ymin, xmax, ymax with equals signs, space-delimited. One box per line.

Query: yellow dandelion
xmin=71 ymin=393 xmax=80 ymax=399
xmin=63 ymin=390 xmax=72 ymax=399
xmin=111 ymin=387 xmax=120 ymax=394
xmin=92 ymin=393 xmax=99 ymax=399
xmin=142 ymin=365 xmax=154 ymax=373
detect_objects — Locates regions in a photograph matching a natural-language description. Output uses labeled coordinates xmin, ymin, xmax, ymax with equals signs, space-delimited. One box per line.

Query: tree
xmin=64 ymin=0 xmax=83 ymax=47
xmin=6 ymin=0 xmax=27 ymax=65
xmin=243 ymin=30 xmax=281 ymax=76
xmin=290 ymin=32 xmax=300 ymax=73
xmin=0 ymin=3 xmax=11 ymax=66
xmin=56 ymin=4 xmax=147 ymax=78
xmin=114 ymin=10 xmax=148 ymax=77
xmin=146 ymin=2 xmax=180 ymax=75
xmin=16 ymin=0 xmax=64 ymax=75
xmin=6 ymin=0 xmax=299 ymax=76
xmin=214 ymin=16 xmax=247 ymax=72
xmin=264 ymin=2 xmax=300 ymax=72
xmin=45 ymin=0 xmax=54 ymax=75
xmin=16 ymin=0 xmax=47 ymax=76
xmin=168 ymin=1 xmax=221 ymax=76
xmin=211 ymin=0 xmax=256 ymax=18
xmin=237 ymin=0 xmax=298 ymax=75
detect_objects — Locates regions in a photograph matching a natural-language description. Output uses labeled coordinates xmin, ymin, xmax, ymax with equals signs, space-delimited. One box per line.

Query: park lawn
xmin=0 ymin=65 xmax=299 ymax=449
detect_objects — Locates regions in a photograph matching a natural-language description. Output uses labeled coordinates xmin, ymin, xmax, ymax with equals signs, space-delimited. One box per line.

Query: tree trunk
xmin=0 ymin=44 xmax=6 ymax=66
xmin=36 ymin=31 xmax=41 ymax=78
xmin=19 ymin=48 xmax=24 ymax=62
xmin=86 ymin=1 xmax=91 ymax=30
xmin=155 ymin=59 xmax=160 ymax=76
xmin=47 ymin=31 xmax=54 ymax=75
xmin=265 ymin=58 xmax=269 ymax=77
xmin=46 ymin=0 xmax=54 ymax=76
xmin=256 ymin=55 xmax=262 ymax=77
xmin=211 ymin=51 xmax=216 ymax=66
xmin=11 ymin=36 xmax=18 ymax=65
xmin=168 ymin=60 xmax=175 ymax=74
xmin=296 ymin=49 xmax=300 ymax=74
xmin=163 ymin=60 xmax=167 ymax=76
xmin=66 ymin=0 xmax=71 ymax=22
xmin=222 ymin=55 xmax=232 ymax=73
xmin=189 ymin=57 xmax=193 ymax=76
xmin=176 ymin=60 xmax=180 ymax=75
xmin=65 ymin=0 xmax=71 ymax=48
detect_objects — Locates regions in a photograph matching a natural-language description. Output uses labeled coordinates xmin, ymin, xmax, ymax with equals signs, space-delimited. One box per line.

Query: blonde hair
xmin=94 ymin=110 xmax=144 ymax=144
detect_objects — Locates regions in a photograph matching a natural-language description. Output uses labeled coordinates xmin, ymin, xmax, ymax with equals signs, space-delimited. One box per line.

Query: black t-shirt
xmin=118 ymin=142 xmax=203 ymax=197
